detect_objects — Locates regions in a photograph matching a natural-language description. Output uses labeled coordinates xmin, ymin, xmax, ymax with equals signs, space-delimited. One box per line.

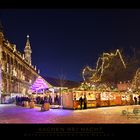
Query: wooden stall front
xmin=62 ymin=92 xmax=74 ymax=109
xmin=62 ymin=90 xmax=97 ymax=109
xmin=62 ymin=90 xmax=135 ymax=110
xmin=100 ymin=91 xmax=133 ymax=106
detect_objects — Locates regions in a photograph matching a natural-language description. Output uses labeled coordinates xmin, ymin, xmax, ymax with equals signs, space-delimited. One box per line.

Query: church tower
xmin=24 ymin=35 xmax=32 ymax=65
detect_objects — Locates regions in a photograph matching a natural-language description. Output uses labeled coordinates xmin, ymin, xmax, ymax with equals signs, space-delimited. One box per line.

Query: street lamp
xmin=60 ymin=87 xmax=63 ymax=109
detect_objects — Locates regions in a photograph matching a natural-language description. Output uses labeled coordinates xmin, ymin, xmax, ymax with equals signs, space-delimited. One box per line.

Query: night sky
xmin=1 ymin=9 xmax=140 ymax=82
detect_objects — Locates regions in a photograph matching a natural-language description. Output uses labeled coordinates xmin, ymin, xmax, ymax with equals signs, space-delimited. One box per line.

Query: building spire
xmin=24 ymin=35 xmax=32 ymax=64
xmin=25 ymin=35 xmax=31 ymax=49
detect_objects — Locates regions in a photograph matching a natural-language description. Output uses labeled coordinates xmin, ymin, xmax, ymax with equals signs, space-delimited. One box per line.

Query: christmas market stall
xmin=62 ymin=90 xmax=136 ymax=109
xmin=62 ymin=90 xmax=97 ymax=109
xmin=99 ymin=91 xmax=133 ymax=106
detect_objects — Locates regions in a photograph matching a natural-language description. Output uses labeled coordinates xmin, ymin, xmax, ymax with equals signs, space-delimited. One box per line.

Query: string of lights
xmin=131 ymin=68 xmax=140 ymax=91
xmin=82 ymin=49 xmax=126 ymax=83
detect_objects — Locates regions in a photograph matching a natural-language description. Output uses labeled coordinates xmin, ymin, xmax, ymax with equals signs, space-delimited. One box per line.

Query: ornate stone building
xmin=0 ymin=22 xmax=40 ymax=102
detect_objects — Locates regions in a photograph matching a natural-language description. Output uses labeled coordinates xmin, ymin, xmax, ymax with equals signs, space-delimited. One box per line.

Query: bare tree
xmin=58 ymin=73 xmax=66 ymax=88
xmin=58 ymin=70 xmax=67 ymax=108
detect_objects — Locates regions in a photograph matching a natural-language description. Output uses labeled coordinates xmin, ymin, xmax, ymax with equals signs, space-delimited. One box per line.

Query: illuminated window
xmin=13 ymin=68 xmax=17 ymax=76
xmin=7 ymin=63 xmax=9 ymax=73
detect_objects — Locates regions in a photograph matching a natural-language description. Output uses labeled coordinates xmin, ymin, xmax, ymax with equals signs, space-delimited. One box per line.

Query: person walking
xmin=134 ymin=96 xmax=137 ymax=105
xmin=83 ymin=94 xmax=87 ymax=109
xmin=79 ymin=96 xmax=83 ymax=109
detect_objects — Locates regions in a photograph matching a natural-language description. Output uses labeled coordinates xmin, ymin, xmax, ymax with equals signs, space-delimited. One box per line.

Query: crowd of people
xmin=15 ymin=96 xmax=30 ymax=106
xmin=15 ymin=94 xmax=61 ymax=106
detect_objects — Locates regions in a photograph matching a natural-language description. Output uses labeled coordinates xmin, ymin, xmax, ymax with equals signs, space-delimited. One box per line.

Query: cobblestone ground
xmin=0 ymin=104 xmax=140 ymax=124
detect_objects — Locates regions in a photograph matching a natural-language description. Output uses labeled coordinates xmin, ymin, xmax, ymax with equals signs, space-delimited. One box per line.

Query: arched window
xmin=11 ymin=57 xmax=13 ymax=65
xmin=2 ymin=51 xmax=6 ymax=60
xmin=7 ymin=54 xmax=10 ymax=63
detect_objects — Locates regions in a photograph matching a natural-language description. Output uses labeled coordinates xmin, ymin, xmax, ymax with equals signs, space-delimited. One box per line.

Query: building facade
xmin=0 ymin=23 xmax=40 ymax=103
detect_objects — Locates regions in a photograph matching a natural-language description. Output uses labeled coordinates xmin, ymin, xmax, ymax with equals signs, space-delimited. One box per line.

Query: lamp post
xmin=50 ymin=88 xmax=55 ymax=105
xmin=60 ymin=87 xmax=63 ymax=109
